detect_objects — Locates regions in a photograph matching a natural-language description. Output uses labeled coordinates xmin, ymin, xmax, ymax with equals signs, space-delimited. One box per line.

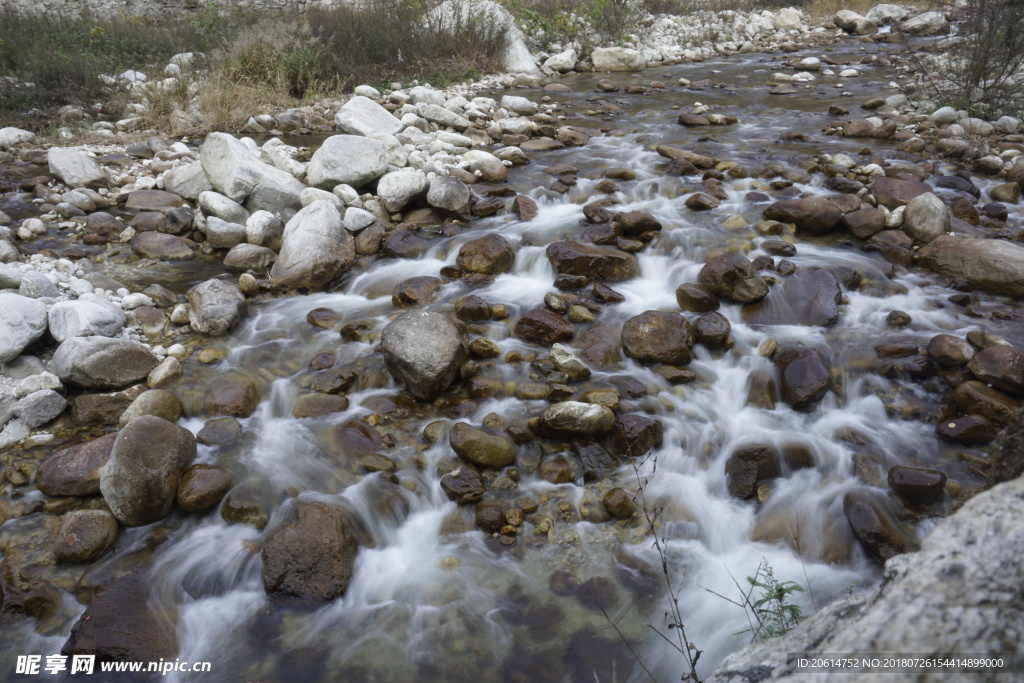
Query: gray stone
xmin=162 ymin=161 xmax=213 ymax=200
xmin=270 ymin=200 xmax=354 ymax=291
xmin=224 ymin=243 xmax=277 ymax=270
xmin=48 ymin=295 xmax=125 ymax=342
xmin=50 ymin=337 xmax=158 ymax=390
xmin=305 ymin=135 xmax=388 ymax=190
xmin=18 ymin=271 xmax=60 ymax=299
xmin=591 ymin=47 xmax=646 ymax=71
xmin=919 ymin=236 xmax=1024 ymax=297
xmin=198 ymin=190 xmax=250 ymax=225
xmin=48 ymin=149 xmax=109 ymax=188
xmin=245 ymin=210 xmax=284 ymax=250
xmin=902 ymin=192 xmax=949 ymax=243
xmin=186 ymin=278 xmax=247 ymax=336
xmin=377 ymin=171 xmax=429 ymax=213
xmin=427 ymin=176 xmax=471 ymax=220
xmin=381 ymin=311 xmax=467 ymax=401
xmin=901 ymin=10 xmax=948 ymax=36
xmin=36 ymin=432 xmax=117 ymax=497
xmin=54 ymin=509 xmax=119 ymax=563
xmin=100 ymin=415 xmax=196 ymax=527
xmin=708 ymin=476 xmax=1024 ymax=683
xmin=416 ymin=103 xmax=471 ymax=130
xmin=13 ymin=389 xmax=66 ymax=428
xmin=204 ymin=216 xmax=247 ymax=250
xmin=335 ymin=95 xmax=403 ymax=137
xmin=199 ymin=132 xmax=303 ymax=212
xmin=0 ymin=126 xmax=34 ymax=149
xmin=0 ymin=293 xmax=48 ymax=362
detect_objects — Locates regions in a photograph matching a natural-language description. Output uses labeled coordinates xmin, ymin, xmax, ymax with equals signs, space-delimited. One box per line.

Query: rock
xmin=901 ymin=10 xmax=948 ymax=36
xmin=48 ymin=149 xmax=108 ymax=188
xmin=743 ymin=269 xmax=842 ymax=327
xmin=710 ymin=477 xmax=1024 ymax=682
xmin=48 ymin=296 xmax=125 ymax=343
xmin=14 ymin=389 xmax=66 ymax=428
xmin=199 ymin=132 xmax=303 ymax=212
xmin=334 ymin=95 xmax=403 ymax=137
xmin=50 ymin=337 xmax=158 ymax=390
xmin=871 ymin=177 xmax=931 ymax=209
xmin=416 ymin=103 xmax=471 ymax=130
xmin=550 ymin=343 xmax=591 ymax=380
xmin=834 ymin=9 xmax=873 ymax=34
xmin=607 ymin=414 xmax=664 ymax=457
xmin=675 ymin=284 xmax=720 ymax=312
xmin=603 ymin=488 xmax=634 ymax=519
xmin=132 ymin=232 xmax=194 ymax=260
xmin=162 ymin=161 xmax=213 ymax=200
xmin=205 ymin=373 xmax=260 ymax=417
xmin=926 ymin=334 xmax=974 ymax=368
xmin=262 ymin=500 xmax=358 ymax=601
xmin=725 ymin=444 xmax=781 ymax=499
xmin=843 ymin=206 xmax=886 ymax=239
xmin=967 ymin=345 xmax=1024 ymax=396
xmin=18 ymin=271 xmax=60 ymax=299
xmin=224 ymin=243 xmax=277 ymax=270
xmin=0 ymin=126 xmax=34 ymax=149
xmin=763 ymin=197 xmax=842 ymax=235
xmin=439 ymin=463 xmax=486 ymax=503
xmin=512 ymin=195 xmax=538 ymax=221
xmin=100 ymin=415 xmax=197 ymax=526
xmin=270 ymin=200 xmax=354 ymax=291
xmin=540 ymin=401 xmax=615 ymax=436
xmin=546 ymin=241 xmax=639 ymax=281
xmin=951 ymin=381 xmax=1020 ymax=427
xmin=118 ymin=389 xmax=182 ymax=426
xmin=685 ymin=192 xmax=719 ymax=211
xmin=694 ymin=311 xmax=731 ymax=347
xmin=774 ymin=344 xmax=831 ymax=409
xmin=844 ymin=490 xmax=918 ymax=564
xmin=377 ymin=171 xmax=428 ymax=213
xmin=54 ymin=509 xmax=119 ymax=563
xmin=698 ymin=252 xmax=768 ymax=303
xmin=918 ymin=236 xmax=1024 ymax=298
xmin=246 ymin=210 xmax=284 ymax=250
xmin=392 ymin=276 xmax=441 ymax=306
xmin=936 ymin=414 xmax=996 ymax=445
xmin=426 ymin=176 xmax=472 ymax=220
xmin=380 ymin=311 xmax=467 ymax=401
xmin=36 ymin=432 xmax=116 ymax=496
xmin=186 ymin=278 xmax=247 ymax=336
xmin=902 ymin=192 xmax=949 ymax=243
xmin=126 ymin=189 xmax=181 ymax=212
xmin=515 ymin=308 xmax=572 ymax=345
xmin=148 ymin=357 xmax=183 ymax=388
xmin=545 ymin=49 xmax=578 ymax=73
xmin=990 ymin=183 xmax=1020 ymax=204
xmin=62 ymin=552 xmax=179 ymax=661
xmin=457 ymin=233 xmax=515 ymax=274
xmin=0 ymin=294 xmax=48 ymax=362
xmin=203 ymin=217 xmax=247 ymax=249
xmin=591 ymin=47 xmax=646 ymax=71
xmin=888 ymin=466 xmax=945 ymax=504
xmin=450 ymin=422 xmax=516 ymax=468
xmin=621 ymin=311 xmax=693 ymax=365
xmin=176 ymin=464 xmax=233 ymax=513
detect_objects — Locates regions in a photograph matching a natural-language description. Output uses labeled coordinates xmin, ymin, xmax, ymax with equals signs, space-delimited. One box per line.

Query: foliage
xmin=901 ymin=0 xmax=1024 ymax=119
xmin=746 ymin=558 xmax=805 ymax=640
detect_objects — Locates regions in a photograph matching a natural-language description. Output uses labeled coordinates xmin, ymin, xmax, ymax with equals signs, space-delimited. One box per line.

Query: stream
xmin=2 ymin=35 xmax=1020 ymax=683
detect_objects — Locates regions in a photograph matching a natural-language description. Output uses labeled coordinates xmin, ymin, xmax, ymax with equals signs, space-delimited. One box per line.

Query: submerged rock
xmin=261 ymin=500 xmax=359 ymax=601
xmin=621 ymin=311 xmax=693 ymax=365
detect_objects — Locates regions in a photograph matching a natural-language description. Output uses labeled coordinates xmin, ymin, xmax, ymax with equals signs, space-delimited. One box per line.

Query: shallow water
xmin=2 ymin=37 xmax=1022 ymax=683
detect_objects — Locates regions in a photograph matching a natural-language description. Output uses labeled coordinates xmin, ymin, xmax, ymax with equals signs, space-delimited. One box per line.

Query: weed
xmin=747 ymin=559 xmax=804 ymax=640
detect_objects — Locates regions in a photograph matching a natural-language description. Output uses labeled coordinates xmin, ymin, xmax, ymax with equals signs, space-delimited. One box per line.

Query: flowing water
xmin=3 ymin=39 xmax=1022 ymax=683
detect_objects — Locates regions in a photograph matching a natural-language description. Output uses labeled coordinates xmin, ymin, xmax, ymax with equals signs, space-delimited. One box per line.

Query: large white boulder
xmin=0 ymin=127 xmax=34 ymax=150
xmin=591 ymin=47 xmax=646 ymax=72
xmin=335 ymin=96 xmax=403 ymax=137
xmin=0 ymin=294 xmax=48 ymax=363
xmin=270 ymin=200 xmax=354 ymax=290
xmin=376 ymin=171 xmax=429 ymax=213
xmin=427 ymin=0 xmax=540 ymax=75
xmin=48 ymin=149 xmax=109 ymax=189
xmin=199 ymin=132 xmax=303 ymax=213
xmin=48 ymin=295 xmax=125 ymax=342
xmin=901 ymin=11 xmax=949 ymax=36
xmin=305 ymin=135 xmax=388 ymax=191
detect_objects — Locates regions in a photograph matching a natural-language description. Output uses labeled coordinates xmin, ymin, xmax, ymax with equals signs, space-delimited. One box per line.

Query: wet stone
xmin=176 ymin=464 xmax=233 ymax=513
xmin=439 ymin=463 xmax=485 ymax=504
xmin=725 ymin=444 xmax=781 ymax=499
xmin=888 ymin=466 xmax=946 ymax=504
xmin=936 ymin=414 xmax=996 ymax=445
xmin=602 ymin=488 xmax=634 ymax=519
xmin=292 ymin=394 xmax=349 ymax=419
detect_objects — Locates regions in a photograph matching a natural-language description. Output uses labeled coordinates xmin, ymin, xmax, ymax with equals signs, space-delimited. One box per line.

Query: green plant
xmin=747 ymin=558 xmax=804 ymax=640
